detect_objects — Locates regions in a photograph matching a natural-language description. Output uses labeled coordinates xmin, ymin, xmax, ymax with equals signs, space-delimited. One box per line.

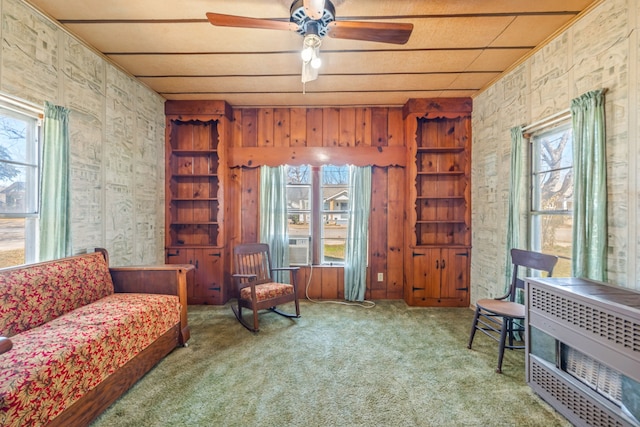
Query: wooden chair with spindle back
xmin=468 ymin=248 xmax=558 ymax=373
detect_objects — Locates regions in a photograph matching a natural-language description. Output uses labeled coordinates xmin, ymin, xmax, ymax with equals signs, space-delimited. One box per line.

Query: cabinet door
xmin=438 ymin=248 xmax=470 ymax=306
xmin=408 ymin=248 xmax=441 ymax=305
xmin=166 ymin=248 xmax=225 ymax=304
xmin=195 ymin=248 xmax=224 ymax=305
xmin=408 ymin=248 xmax=469 ymax=307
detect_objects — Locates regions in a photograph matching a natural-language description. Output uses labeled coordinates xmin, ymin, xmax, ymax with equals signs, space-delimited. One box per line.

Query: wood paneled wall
xmin=226 ymin=107 xmax=406 ymax=300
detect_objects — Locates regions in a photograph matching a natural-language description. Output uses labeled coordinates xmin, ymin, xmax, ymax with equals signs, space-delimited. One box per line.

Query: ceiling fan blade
xmin=328 ymin=21 xmax=413 ymax=45
xmin=303 ymin=0 xmax=325 ymax=20
xmin=206 ymin=12 xmax=299 ymax=32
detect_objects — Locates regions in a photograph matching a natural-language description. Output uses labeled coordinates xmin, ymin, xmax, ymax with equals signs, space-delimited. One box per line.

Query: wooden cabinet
xmin=165 ymin=248 xmax=223 ymax=305
xmin=164 ymin=101 xmax=232 ymax=305
xmin=409 ymin=248 xmax=469 ymax=306
xmin=403 ymin=98 xmax=472 ymax=307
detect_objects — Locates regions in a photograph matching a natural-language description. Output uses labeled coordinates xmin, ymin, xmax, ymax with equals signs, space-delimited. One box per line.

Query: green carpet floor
xmin=91 ymin=300 xmax=570 ymax=427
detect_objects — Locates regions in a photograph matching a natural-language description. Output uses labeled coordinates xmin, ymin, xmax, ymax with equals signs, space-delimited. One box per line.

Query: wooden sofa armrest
xmin=109 ymin=264 xmax=195 ymax=345
xmin=0 ymin=336 xmax=13 ymax=354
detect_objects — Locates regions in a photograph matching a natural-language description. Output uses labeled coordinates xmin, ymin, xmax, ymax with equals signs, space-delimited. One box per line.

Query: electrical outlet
xmin=377 ymin=272 xmax=384 ymax=282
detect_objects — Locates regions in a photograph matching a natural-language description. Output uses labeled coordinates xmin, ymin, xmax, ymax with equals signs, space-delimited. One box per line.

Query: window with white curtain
xmin=286 ymin=164 xmax=349 ymax=265
xmin=529 ymin=123 xmax=573 ymax=276
xmin=0 ymin=99 xmax=41 ymax=267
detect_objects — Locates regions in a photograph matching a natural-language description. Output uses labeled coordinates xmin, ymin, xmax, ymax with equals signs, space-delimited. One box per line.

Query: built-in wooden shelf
xmin=405 ymin=102 xmax=471 ymax=308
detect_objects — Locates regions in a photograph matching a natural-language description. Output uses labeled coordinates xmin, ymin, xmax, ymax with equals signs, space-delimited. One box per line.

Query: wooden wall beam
xmin=227 ymin=146 xmax=406 ymax=168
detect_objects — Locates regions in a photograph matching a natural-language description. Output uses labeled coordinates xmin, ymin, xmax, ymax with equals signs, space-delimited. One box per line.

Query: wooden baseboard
xmin=46 ymin=324 xmax=180 ymax=427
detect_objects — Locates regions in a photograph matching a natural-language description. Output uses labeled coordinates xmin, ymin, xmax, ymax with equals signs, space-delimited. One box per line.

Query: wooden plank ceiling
xmin=25 ymin=0 xmax=600 ymax=108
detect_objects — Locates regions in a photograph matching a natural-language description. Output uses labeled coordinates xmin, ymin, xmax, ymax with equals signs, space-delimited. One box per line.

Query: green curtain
xmin=344 ymin=165 xmax=372 ymax=302
xmin=505 ymin=126 xmax=524 ymax=292
xmin=39 ymin=102 xmax=71 ymax=261
xmin=570 ymin=89 xmax=607 ymax=281
xmin=260 ymin=165 xmax=290 ymax=282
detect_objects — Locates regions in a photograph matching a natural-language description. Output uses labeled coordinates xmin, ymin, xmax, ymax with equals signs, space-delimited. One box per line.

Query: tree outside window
xmin=530 ymin=124 xmax=573 ymax=276
xmin=0 ymin=105 xmax=40 ymax=268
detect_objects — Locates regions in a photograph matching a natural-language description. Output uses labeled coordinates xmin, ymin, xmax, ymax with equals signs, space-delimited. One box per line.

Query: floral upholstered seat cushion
xmin=0 ymin=292 xmax=181 ymax=427
xmin=240 ymin=282 xmax=294 ymax=302
xmin=0 ymin=252 xmax=115 ymax=337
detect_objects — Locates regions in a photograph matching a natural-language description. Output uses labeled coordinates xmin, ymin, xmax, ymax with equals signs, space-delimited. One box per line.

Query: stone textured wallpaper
xmin=471 ymin=0 xmax=638 ymax=300
xmin=0 ymin=0 xmax=165 ymax=265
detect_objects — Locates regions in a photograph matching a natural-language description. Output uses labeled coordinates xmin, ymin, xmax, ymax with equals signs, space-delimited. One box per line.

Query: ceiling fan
xmin=206 ymin=0 xmax=413 ymax=86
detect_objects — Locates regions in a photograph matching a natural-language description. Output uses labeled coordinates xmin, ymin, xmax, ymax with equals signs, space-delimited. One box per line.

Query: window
xmin=529 ymin=123 xmax=573 ymax=276
xmin=286 ymin=165 xmax=311 ymax=264
xmin=286 ymin=165 xmax=349 ymax=265
xmin=0 ymin=100 xmax=41 ymax=268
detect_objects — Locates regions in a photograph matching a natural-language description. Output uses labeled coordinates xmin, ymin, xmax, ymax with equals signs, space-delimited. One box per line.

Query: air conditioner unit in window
xmin=289 ymin=237 xmax=310 ymax=265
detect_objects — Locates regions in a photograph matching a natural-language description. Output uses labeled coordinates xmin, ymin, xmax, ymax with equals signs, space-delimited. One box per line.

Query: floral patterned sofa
xmin=0 ymin=249 xmax=192 ymax=427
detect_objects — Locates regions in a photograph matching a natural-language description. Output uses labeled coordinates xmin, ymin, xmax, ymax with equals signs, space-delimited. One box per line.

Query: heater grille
xmin=531 ymin=359 xmax=626 ymax=427
xmin=564 ymin=346 xmax=623 ymax=404
xmin=530 ymin=287 xmax=640 ymax=353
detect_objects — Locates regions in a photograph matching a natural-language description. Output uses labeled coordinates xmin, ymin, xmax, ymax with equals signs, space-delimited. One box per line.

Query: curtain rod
xmin=0 ymin=92 xmax=43 ymax=117
xmin=521 ymin=108 xmax=571 ymax=133
xmin=521 ymin=88 xmax=608 ymax=134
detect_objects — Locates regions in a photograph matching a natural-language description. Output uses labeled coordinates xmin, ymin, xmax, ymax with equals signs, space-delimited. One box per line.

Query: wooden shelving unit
xmin=404 ymin=98 xmax=472 ymax=307
xmin=164 ymin=101 xmax=232 ymax=305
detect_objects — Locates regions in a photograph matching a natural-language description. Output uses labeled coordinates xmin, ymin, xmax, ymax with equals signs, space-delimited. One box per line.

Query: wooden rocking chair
xmin=232 ymin=243 xmax=300 ymax=332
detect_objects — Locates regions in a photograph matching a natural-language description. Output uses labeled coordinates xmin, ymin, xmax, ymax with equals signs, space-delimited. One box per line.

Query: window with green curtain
xmin=262 ymin=163 xmax=370 ymax=301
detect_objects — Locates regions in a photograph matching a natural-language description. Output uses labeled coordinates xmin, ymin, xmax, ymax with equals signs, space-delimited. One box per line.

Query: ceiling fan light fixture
xmin=302 ymin=32 xmax=321 ymax=50
xmin=301 ymin=32 xmax=322 ymax=69
xmin=301 ymin=46 xmax=313 ymax=62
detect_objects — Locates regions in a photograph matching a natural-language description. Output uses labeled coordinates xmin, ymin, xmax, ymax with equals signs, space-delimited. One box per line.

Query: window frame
xmin=286 ymin=165 xmax=312 ymax=265
xmin=286 ymin=164 xmax=349 ymax=266
xmin=528 ymin=120 xmax=573 ymax=275
xmin=0 ymin=94 xmax=43 ymax=266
